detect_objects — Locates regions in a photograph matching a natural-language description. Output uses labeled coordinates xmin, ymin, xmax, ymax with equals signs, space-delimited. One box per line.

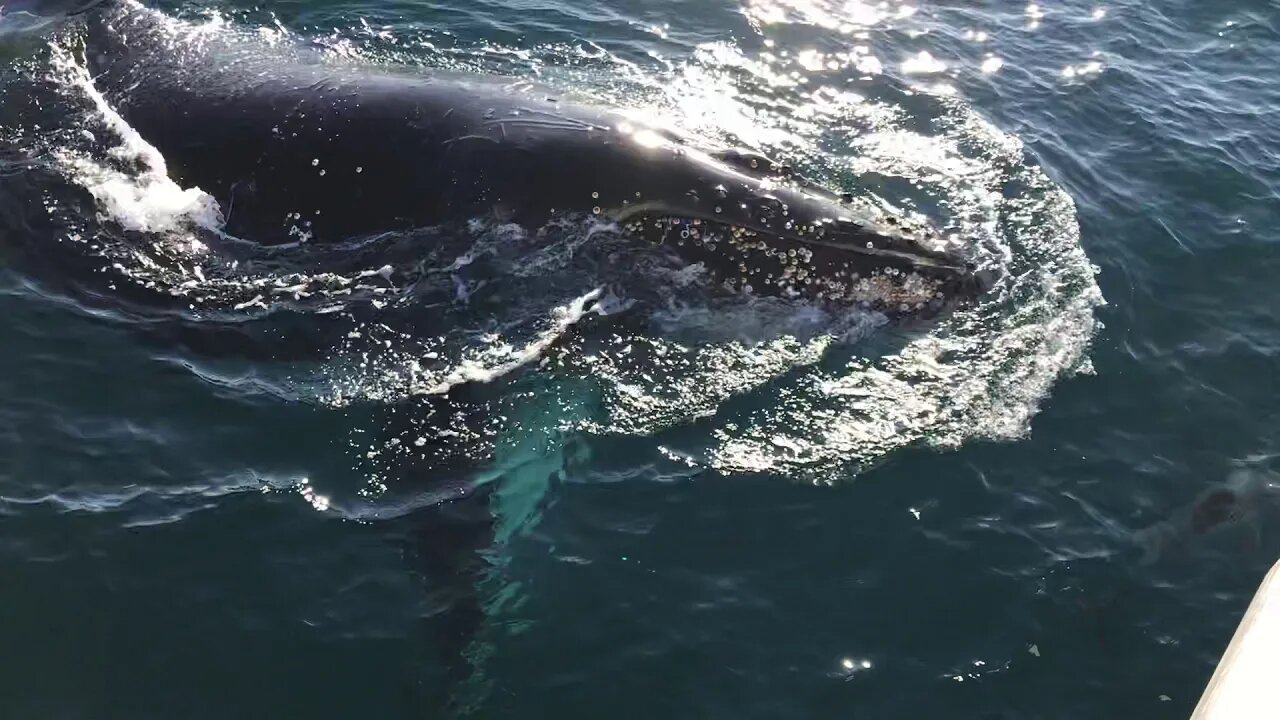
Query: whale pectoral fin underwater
xmin=405 ymin=483 xmax=497 ymax=687
xmin=370 ymin=304 xmax=604 ymax=696
xmin=373 ymin=387 xmax=503 ymax=693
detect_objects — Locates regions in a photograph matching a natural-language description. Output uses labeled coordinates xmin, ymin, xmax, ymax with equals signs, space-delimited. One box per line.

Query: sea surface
xmin=1 ymin=0 xmax=1278 ymax=717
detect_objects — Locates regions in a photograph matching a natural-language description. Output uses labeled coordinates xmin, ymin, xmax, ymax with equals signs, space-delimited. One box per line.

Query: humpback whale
xmin=50 ymin=0 xmax=993 ymax=698
xmin=78 ymin=1 xmax=987 ymax=316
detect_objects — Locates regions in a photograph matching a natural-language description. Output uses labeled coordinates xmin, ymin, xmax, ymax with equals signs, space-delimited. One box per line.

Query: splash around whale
xmin=73 ymin=0 xmax=988 ymax=316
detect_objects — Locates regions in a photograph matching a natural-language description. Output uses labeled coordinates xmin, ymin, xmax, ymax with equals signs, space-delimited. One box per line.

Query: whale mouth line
xmin=796 ymin=235 xmax=968 ymax=271
xmin=614 ymin=202 xmax=970 ymax=268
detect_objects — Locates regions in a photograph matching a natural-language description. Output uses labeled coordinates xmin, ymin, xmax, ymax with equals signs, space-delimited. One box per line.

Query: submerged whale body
xmin=79 ymin=1 xmax=986 ymax=316
xmin=62 ymin=0 xmax=992 ymax=696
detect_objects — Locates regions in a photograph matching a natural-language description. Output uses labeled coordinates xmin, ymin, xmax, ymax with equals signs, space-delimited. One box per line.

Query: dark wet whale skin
xmin=81 ymin=1 xmax=984 ymax=310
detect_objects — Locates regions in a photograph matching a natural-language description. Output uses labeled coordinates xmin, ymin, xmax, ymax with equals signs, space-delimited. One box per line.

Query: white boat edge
xmin=1191 ymin=558 xmax=1280 ymax=719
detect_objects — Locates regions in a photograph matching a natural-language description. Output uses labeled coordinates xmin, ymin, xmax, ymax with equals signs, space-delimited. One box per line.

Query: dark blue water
xmin=1 ymin=0 xmax=1278 ymax=717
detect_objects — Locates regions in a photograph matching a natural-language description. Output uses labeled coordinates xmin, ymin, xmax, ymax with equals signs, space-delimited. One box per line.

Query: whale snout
xmin=620 ymin=205 xmax=988 ymax=315
xmin=779 ymin=212 xmax=990 ymax=308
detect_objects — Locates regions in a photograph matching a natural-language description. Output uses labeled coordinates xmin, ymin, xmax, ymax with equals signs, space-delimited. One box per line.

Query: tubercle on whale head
xmin=617 ymin=211 xmax=989 ymax=315
xmin=597 ymin=128 xmax=991 ymax=311
xmin=611 ymin=184 xmax=990 ymax=314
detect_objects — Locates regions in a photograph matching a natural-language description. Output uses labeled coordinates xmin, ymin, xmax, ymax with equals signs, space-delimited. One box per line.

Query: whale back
xmin=82 ymin=2 xmax=674 ymax=242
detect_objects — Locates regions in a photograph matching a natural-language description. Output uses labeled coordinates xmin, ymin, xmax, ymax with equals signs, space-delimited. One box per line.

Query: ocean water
xmin=0 ymin=0 xmax=1277 ymax=717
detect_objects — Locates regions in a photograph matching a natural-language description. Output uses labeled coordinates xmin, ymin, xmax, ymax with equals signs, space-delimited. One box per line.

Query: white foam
xmin=47 ymin=44 xmax=222 ymax=234
xmin=650 ymin=296 xmax=880 ymax=346
xmin=415 ymin=287 xmax=604 ymax=395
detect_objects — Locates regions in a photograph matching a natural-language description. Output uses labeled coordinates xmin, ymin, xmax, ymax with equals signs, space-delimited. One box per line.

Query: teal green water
xmin=2 ymin=0 xmax=1279 ymax=717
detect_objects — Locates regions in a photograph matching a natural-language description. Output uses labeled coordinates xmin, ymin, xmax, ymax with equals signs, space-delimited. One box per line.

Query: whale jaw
xmin=620 ymin=212 xmax=986 ymax=315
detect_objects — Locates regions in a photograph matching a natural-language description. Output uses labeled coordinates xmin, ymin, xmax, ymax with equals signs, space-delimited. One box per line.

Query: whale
xmin=77 ymin=1 xmax=987 ymax=316
xmin=57 ymin=0 xmax=992 ymax=700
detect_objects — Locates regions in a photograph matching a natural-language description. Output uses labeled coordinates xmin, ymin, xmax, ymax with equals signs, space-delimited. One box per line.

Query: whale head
xmin=612 ymin=151 xmax=988 ymax=315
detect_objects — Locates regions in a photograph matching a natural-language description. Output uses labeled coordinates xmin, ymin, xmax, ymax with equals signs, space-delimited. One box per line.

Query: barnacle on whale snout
xmin=620 ymin=208 xmax=988 ymax=315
